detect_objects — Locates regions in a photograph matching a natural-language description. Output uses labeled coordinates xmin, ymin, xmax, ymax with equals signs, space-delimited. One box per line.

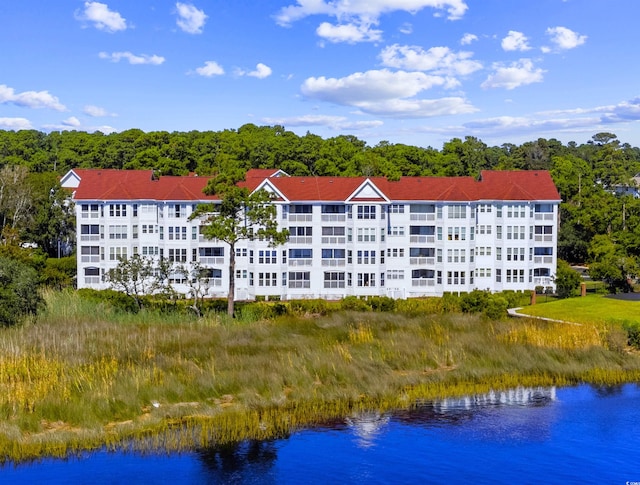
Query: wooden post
xmin=530 ymin=290 xmax=536 ymax=305
xmin=581 ymin=282 xmax=586 ymax=297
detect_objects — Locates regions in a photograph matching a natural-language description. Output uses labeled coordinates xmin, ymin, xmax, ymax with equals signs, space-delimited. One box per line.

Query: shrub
xmin=289 ymin=299 xmax=329 ymax=316
xmin=459 ymin=290 xmax=490 ymax=313
xmin=622 ymin=322 xmax=640 ymax=350
xmin=368 ymin=296 xmax=396 ymax=312
xmin=76 ymin=288 xmax=139 ymax=313
xmin=0 ymin=256 xmax=44 ymax=326
xmin=340 ymin=296 xmax=370 ymax=312
xmin=484 ymin=296 xmax=508 ymax=320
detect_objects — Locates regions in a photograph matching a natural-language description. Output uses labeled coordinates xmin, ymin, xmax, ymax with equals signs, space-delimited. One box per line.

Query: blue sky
xmin=1 ymin=0 xmax=640 ymax=149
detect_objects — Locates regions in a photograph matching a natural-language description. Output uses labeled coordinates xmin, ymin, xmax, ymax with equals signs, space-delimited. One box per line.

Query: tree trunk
xmin=228 ymin=242 xmax=236 ymax=317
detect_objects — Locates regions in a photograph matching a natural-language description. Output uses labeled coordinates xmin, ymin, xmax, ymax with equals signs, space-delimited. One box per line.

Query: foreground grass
xmin=1 ymin=289 xmax=639 ymax=463
xmin=517 ymin=294 xmax=640 ymax=325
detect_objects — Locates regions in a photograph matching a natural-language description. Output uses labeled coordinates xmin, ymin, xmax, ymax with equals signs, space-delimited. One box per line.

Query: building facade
xmin=62 ymin=168 xmax=561 ymax=300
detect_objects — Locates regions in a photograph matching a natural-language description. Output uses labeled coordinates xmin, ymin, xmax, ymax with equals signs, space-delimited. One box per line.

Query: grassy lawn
xmin=517 ymin=294 xmax=640 ymax=324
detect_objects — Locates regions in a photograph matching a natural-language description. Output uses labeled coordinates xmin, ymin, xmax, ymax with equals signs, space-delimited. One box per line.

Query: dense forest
xmin=1 ymin=125 xmax=640 ymax=291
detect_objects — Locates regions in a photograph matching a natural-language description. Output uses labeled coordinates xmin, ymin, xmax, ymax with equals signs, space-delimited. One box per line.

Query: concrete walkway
xmin=507 ymin=307 xmax=581 ymax=325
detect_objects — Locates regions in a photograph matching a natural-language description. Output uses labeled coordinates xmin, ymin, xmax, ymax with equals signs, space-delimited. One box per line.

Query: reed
xmin=1 ymin=289 xmax=640 ymax=463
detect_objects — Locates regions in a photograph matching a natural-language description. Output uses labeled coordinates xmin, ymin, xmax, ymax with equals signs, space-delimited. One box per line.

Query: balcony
xmin=200 ymin=257 xmax=225 ymax=265
xmin=84 ymin=277 xmax=100 ymax=285
xmin=321 ymin=258 xmax=346 ymax=267
xmin=321 ymin=214 xmax=346 ymax=222
xmin=289 ymin=214 xmax=313 ymax=222
xmin=288 ymin=281 xmax=311 ymax=289
xmin=409 ymin=213 xmax=435 ymax=221
xmin=410 ymin=235 xmax=435 ymax=244
xmin=81 ymin=212 xmax=100 ymax=219
xmin=81 ymin=255 xmax=100 ymax=263
xmin=412 ymin=279 xmax=435 ymax=287
xmin=534 ymin=213 xmax=554 ymax=221
xmin=288 ymin=236 xmax=313 ymax=244
xmin=321 ymin=236 xmax=345 ymax=244
xmin=410 ymin=257 xmax=435 ymax=265
xmin=534 ymin=256 xmax=553 ymax=264
xmin=535 ymin=235 xmax=553 ymax=242
xmin=202 ymin=278 xmax=223 ymax=287
xmin=80 ymin=235 xmax=101 ymax=241
xmin=289 ymin=259 xmax=313 ymax=267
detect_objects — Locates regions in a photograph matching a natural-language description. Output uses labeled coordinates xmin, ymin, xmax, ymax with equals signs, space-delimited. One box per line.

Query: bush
xmin=395 ymin=298 xmax=444 ymax=316
xmin=340 ymin=296 xmax=371 ymax=312
xmin=41 ymin=256 xmax=76 ymax=289
xmin=0 ymin=256 xmax=44 ymax=326
xmin=623 ymin=322 xmax=640 ymax=350
xmin=484 ymin=296 xmax=508 ymax=320
xmin=368 ymin=296 xmax=396 ymax=312
xmin=289 ymin=299 xmax=329 ymax=316
xmin=76 ymin=288 xmax=139 ymax=313
xmin=459 ymin=290 xmax=490 ymax=313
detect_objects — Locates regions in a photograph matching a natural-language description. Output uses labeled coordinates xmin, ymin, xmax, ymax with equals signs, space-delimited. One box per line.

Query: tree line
xmin=1 ymin=125 xmax=640 ymax=295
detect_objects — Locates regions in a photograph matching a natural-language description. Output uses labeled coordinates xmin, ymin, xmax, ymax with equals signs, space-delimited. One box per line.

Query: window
xmin=535 ymin=204 xmax=553 ymax=213
xmin=170 ymin=204 xmax=186 ymax=218
xmin=236 ymin=248 xmax=247 ymax=257
xmin=109 ymin=204 xmax=127 ymax=217
xmin=387 ymin=269 xmax=404 ymax=280
xmin=389 ymin=226 xmax=405 ymax=236
xmin=288 ymin=271 xmax=311 ymax=288
xmin=322 ymin=226 xmax=345 ymax=236
xmin=357 ymin=273 xmax=375 ymax=287
xmin=322 ymin=249 xmax=345 ymax=259
xmin=108 ymin=225 xmax=127 ymax=240
xmin=357 ymin=228 xmax=376 ymax=242
xmin=133 ymin=204 xmax=138 ymax=217
xmin=80 ymin=246 xmax=100 ymax=262
xmin=447 ymin=227 xmax=466 ymax=241
xmin=169 ymin=249 xmax=187 ymax=262
xmin=290 ymin=226 xmax=312 ymax=236
xmin=80 ymin=224 xmax=101 ymax=240
xmin=289 ymin=248 xmax=312 ymax=259
xmin=324 ymin=272 xmax=345 ymax=288
xmin=321 ymin=204 xmax=345 ymax=214
xmin=387 ymin=248 xmax=405 ymax=258
xmin=259 ymin=250 xmax=277 ymax=264
xmin=357 ymin=250 xmax=375 ymax=264
xmin=290 ymin=204 xmax=313 ymax=213
xmin=535 ymin=247 xmax=553 ymax=256
xmin=410 ymin=204 xmax=435 ymax=214
xmin=390 ymin=204 xmax=405 ymax=213
xmin=357 ymin=206 xmax=376 ymax=220
xmin=258 ymin=272 xmax=278 ymax=287
xmin=109 ymin=246 xmax=127 ymax=261
xmin=200 ymin=247 xmax=224 ymax=257
xmin=447 ymin=205 xmax=466 ymax=219
xmin=410 ymin=248 xmax=435 ymax=257
xmin=412 ymin=269 xmax=435 ymax=279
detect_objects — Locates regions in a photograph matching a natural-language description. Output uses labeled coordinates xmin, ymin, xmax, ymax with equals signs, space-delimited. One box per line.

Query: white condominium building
xmin=62 ymin=168 xmax=560 ymax=300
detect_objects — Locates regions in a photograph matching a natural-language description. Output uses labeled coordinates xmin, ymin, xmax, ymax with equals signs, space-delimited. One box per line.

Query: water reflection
xmin=196 ymin=440 xmax=279 ymax=483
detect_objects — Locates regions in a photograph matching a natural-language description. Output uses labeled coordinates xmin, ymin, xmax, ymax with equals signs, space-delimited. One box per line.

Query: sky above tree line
xmin=1 ymin=0 xmax=639 ymax=149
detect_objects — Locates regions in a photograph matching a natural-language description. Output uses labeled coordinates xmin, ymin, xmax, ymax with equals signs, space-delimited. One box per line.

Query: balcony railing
xmin=534 ymin=256 xmax=553 ymax=264
xmin=81 ymin=212 xmax=100 ymax=219
xmin=321 ymin=214 xmax=346 ymax=222
xmin=84 ymin=277 xmax=100 ymax=285
xmin=321 ymin=259 xmax=346 ymax=267
xmin=200 ymin=257 xmax=225 ymax=265
xmin=409 ymin=235 xmax=435 ymax=244
xmin=288 ymin=281 xmax=311 ymax=288
xmin=412 ymin=279 xmax=435 ymax=287
xmin=534 ymin=277 xmax=553 ymax=286
xmin=409 ymin=213 xmax=435 ymax=221
xmin=80 ymin=235 xmax=100 ymax=241
xmin=409 ymin=257 xmax=435 ymax=265
xmin=534 ymin=213 xmax=554 ymax=221
xmin=324 ymin=282 xmax=346 ymax=288
xmin=289 ymin=259 xmax=312 ymax=266
xmin=289 ymin=214 xmax=312 ymax=222
xmin=534 ymin=235 xmax=553 ymax=242
xmin=321 ymin=236 xmax=345 ymax=244
xmin=288 ymin=236 xmax=313 ymax=244
xmin=81 ymin=255 xmax=100 ymax=263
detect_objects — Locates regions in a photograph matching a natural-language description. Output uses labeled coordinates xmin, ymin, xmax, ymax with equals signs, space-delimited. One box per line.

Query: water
xmin=3 ymin=384 xmax=640 ymax=484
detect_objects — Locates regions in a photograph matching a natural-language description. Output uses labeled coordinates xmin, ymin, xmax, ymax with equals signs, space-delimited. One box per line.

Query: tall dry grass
xmin=1 ymin=289 xmax=639 ymax=462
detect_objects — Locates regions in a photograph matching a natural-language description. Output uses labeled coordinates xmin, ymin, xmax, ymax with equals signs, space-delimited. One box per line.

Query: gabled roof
xmin=66 ymin=167 xmax=560 ymax=203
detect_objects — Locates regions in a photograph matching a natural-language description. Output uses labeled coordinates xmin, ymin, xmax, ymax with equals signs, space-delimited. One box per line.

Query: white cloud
xmin=275 ymin=1 xmax=467 ymax=43
xmin=62 ymin=117 xmax=81 ymax=127
xmin=0 ymin=118 xmax=32 ymax=130
xmin=0 ymin=84 xmax=66 ymax=111
xmin=194 ymin=61 xmax=225 ymax=77
xmin=379 ymin=44 xmax=482 ymax=76
xmin=501 ymin=31 xmax=530 ymax=51
xmin=75 ymin=1 xmax=127 ymax=33
xmin=175 ymin=3 xmax=208 ymax=34
xmin=301 ymin=69 xmax=477 ymax=117
xmin=545 ymin=26 xmax=587 ymax=50
xmin=248 ymin=63 xmax=272 ymax=79
xmin=83 ymin=105 xmax=114 ymax=117
xmin=399 ymin=23 xmax=413 ymax=35
xmin=262 ymin=114 xmax=383 ymax=130
xmin=460 ymin=33 xmax=477 ymax=45
xmin=316 ymin=21 xmax=382 ymax=43
xmin=99 ymin=52 xmax=165 ymax=65
xmin=42 ymin=123 xmax=117 ymax=134
xmin=481 ymin=59 xmax=544 ymax=90
xmin=276 ymin=0 xmax=468 ymax=25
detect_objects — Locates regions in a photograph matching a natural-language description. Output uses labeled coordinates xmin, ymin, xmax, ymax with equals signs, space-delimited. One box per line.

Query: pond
xmin=3 ymin=383 xmax=640 ymax=484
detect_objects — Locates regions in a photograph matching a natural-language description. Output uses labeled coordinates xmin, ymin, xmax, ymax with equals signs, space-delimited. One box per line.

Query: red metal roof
xmin=70 ymin=168 xmax=560 ymax=202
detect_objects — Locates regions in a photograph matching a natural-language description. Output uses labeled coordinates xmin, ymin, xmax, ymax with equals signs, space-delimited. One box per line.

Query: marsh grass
xmin=1 ymin=289 xmax=640 ymax=463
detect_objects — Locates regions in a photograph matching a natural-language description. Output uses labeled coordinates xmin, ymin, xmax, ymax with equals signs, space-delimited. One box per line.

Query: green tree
xmin=192 ymin=170 xmax=289 ymax=316
xmin=0 ymin=256 xmax=43 ymax=326
xmin=554 ymin=260 xmax=582 ymax=298
xmin=588 ymin=235 xmax=637 ymax=293
xmin=106 ymin=254 xmax=172 ymax=310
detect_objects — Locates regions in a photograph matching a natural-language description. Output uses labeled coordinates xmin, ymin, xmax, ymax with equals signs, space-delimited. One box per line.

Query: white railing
xmin=81 ymin=213 xmax=99 ymax=219
xmin=289 ymin=214 xmax=313 ymax=222
xmin=321 ymin=214 xmax=346 ymax=222
xmin=289 ymin=259 xmax=313 ymax=266
xmin=410 ymin=213 xmax=435 ymax=221
xmin=534 ymin=256 xmax=553 ymax=264
xmin=535 ymin=235 xmax=553 ymax=242
xmin=412 ymin=279 xmax=435 ymax=287
xmin=324 ymin=282 xmax=346 ymax=289
xmin=534 ymin=277 xmax=552 ymax=286
xmin=84 ymin=277 xmax=100 ymax=285
xmin=199 ymin=235 xmax=220 ymax=243
xmin=202 ymin=278 xmax=223 ymax=287
xmin=200 ymin=257 xmax=225 ymax=265
xmin=409 ymin=235 xmax=435 ymax=243
xmin=535 ymin=213 xmax=554 ymax=221
xmin=81 ymin=255 xmax=100 ymax=263
xmin=321 ymin=259 xmax=346 ymax=267
xmin=410 ymin=257 xmax=435 ymax=265
xmin=288 ymin=281 xmax=311 ymax=288
xmin=288 ymin=236 xmax=313 ymax=244
xmin=321 ymin=236 xmax=346 ymax=244
xmin=80 ymin=235 xmax=100 ymax=241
